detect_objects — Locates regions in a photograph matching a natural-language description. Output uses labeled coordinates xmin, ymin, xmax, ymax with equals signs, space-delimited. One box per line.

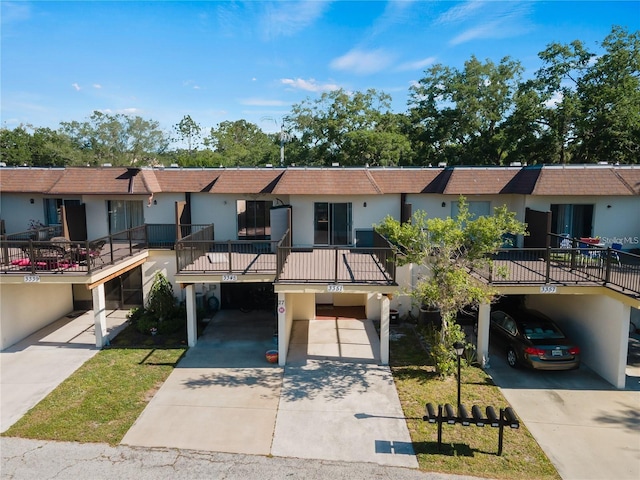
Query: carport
xmin=273 ymin=285 xmax=396 ymax=367
xmin=474 ymin=286 xmax=640 ymax=389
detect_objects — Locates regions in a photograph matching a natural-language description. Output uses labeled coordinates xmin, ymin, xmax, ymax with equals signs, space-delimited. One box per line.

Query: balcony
xmin=0 ymin=226 xmax=148 ymax=276
xmin=473 ymin=240 xmax=640 ymax=298
xmin=176 ymin=226 xmax=397 ymax=285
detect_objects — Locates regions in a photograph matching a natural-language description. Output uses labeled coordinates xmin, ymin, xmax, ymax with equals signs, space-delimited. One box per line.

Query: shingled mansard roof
xmin=0 ymin=165 xmax=638 ymax=196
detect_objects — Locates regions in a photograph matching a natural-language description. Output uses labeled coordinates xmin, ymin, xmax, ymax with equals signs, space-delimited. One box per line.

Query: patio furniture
xmin=74 ymin=239 xmax=106 ymax=266
xmin=32 ymin=244 xmax=70 ymax=269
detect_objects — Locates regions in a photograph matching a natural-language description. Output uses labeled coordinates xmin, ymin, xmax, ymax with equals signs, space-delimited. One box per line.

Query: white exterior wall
xmin=526 ymin=294 xmax=629 ymax=388
xmin=0 ymin=283 xmax=73 ymax=350
xmin=289 ymin=195 xmax=398 ymax=246
xmin=0 ymin=194 xmax=47 ymax=233
xmin=190 ymin=193 xmax=279 ymax=241
xmin=142 ymin=250 xmax=181 ymax=304
xmin=525 ymin=195 xmax=640 ymax=250
xmin=144 ymin=193 xmax=185 ymax=224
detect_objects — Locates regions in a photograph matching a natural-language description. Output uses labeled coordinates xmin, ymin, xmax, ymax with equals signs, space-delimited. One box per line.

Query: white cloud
xmin=120 ymin=108 xmax=141 ymax=115
xmin=93 ymin=84 xmax=102 ymax=89
xmin=97 ymin=108 xmax=141 ymax=116
xmin=182 ymin=80 xmax=201 ymax=90
xmin=240 ymin=98 xmax=288 ymax=107
xmin=438 ymin=1 xmax=533 ymax=46
xmin=261 ymin=1 xmax=329 ymax=39
xmin=280 ymin=78 xmax=340 ymax=93
xmin=436 ymin=1 xmax=485 ymax=25
xmin=72 ymin=83 xmax=81 ymax=91
xmin=545 ymin=91 xmax=563 ymax=108
xmin=1 ymin=1 xmax=31 ymax=24
xmin=397 ymin=56 xmax=437 ymax=72
xmin=330 ymin=48 xmax=394 ymax=75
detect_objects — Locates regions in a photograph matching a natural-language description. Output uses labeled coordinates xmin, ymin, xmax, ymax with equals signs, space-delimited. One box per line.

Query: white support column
xmin=380 ymin=294 xmax=390 ymax=365
xmin=185 ymin=284 xmax=197 ymax=347
xmin=277 ymin=292 xmax=287 ymax=366
xmin=477 ymin=303 xmax=491 ymax=368
xmin=92 ymin=284 xmax=108 ymax=348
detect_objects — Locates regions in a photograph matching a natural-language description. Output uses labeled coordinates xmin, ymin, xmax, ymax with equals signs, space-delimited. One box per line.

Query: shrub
xmin=126 ymin=273 xmax=185 ymax=336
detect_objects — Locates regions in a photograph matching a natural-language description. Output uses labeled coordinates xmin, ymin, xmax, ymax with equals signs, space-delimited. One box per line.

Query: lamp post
xmin=453 ymin=341 xmax=465 ymax=414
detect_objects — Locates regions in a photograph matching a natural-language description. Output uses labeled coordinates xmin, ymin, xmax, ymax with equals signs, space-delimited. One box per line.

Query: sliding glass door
xmin=314 ymin=202 xmax=352 ymax=245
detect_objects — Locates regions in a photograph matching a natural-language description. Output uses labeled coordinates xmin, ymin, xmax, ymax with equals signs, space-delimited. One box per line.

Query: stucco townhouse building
xmin=1 ymin=164 xmax=638 ymax=389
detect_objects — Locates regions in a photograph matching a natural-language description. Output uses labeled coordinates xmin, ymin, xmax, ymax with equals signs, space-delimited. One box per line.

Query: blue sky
xmin=2 ymin=0 xmax=638 ymax=139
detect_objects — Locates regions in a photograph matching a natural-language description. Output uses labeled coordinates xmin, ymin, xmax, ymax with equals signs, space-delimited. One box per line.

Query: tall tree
xmin=408 ymin=56 xmax=523 ymax=166
xmin=60 ymin=111 xmax=168 ymax=166
xmin=0 ymin=126 xmax=82 ymax=166
xmin=173 ymin=115 xmax=202 ymax=155
xmin=288 ymin=88 xmax=409 ymax=166
xmin=574 ymin=26 xmax=640 ymax=164
xmin=203 ymin=120 xmax=278 ymax=166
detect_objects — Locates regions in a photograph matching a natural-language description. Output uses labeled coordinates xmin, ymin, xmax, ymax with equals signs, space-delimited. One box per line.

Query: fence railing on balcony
xmin=4 ymin=225 xmax=63 ymax=242
xmin=176 ymin=225 xmax=281 ymax=274
xmin=473 ymin=241 xmax=640 ymax=297
xmin=275 ymin=231 xmax=396 ymax=285
xmin=0 ymin=225 xmax=147 ymax=275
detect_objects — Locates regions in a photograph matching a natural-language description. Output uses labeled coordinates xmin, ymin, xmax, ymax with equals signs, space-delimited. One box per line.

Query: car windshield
xmin=521 ymin=321 xmax=565 ymax=340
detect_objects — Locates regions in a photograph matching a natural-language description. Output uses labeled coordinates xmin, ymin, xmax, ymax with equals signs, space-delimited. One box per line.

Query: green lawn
xmin=2 ymin=347 xmax=185 ymax=445
xmin=4 ymin=322 xmax=559 ymax=479
xmin=390 ymin=324 xmax=560 ymax=480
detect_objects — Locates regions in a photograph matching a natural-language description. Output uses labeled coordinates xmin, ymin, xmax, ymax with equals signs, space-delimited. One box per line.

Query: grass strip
xmin=2 ymin=347 xmax=185 ymax=445
xmin=390 ymin=325 xmax=560 ymax=480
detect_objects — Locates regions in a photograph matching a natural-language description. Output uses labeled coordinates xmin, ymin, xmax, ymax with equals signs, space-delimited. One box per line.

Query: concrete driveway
xmin=486 ymin=333 xmax=640 ymax=480
xmin=122 ymin=311 xmax=418 ymax=468
xmin=0 ymin=310 xmax=129 ymax=433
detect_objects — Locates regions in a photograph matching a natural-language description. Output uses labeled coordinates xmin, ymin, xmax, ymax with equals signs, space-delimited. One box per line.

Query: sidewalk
xmin=1 ymin=310 xmax=129 ymax=433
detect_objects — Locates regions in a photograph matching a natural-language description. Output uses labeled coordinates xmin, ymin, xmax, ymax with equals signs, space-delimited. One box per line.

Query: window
xmin=237 ymin=200 xmax=271 ymax=240
xmin=108 ymin=200 xmax=144 ymax=233
xmin=551 ymin=204 xmax=594 ymax=238
xmin=44 ymin=198 xmax=81 ymax=225
xmin=314 ymin=202 xmax=352 ymax=245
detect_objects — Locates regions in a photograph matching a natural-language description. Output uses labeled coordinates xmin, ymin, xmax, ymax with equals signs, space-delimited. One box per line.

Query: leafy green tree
xmin=203 ymin=120 xmax=278 ymax=166
xmin=60 ymin=111 xmax=168 ymax=166
xmin=574 ymin=26 xmax=640 ymax=164
xmin=0 ymin=126 xmax=31 ymax=165
xmin=288 ymin=88 xmax=409 ymax=166
xmin=375 ymin=197 xmax=527 ymax=376
xmin=409 ymin=56 xmax=523 ymax=166
xmin=0 ymin=125 xmax=83 ymax=166
xmin=173 ymin=114 xmax=202 ymax=155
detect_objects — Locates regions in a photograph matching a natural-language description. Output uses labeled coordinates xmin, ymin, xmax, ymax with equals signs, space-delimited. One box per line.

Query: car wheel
xmin=506 ymin=348 xmax=519 ymax=368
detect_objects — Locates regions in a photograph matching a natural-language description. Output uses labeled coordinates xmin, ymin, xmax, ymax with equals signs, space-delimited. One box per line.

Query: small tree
xmin=376 ymin=196 xmax=527 ymax=376
xmin=128 ymin=272 xmax=184 ymax=337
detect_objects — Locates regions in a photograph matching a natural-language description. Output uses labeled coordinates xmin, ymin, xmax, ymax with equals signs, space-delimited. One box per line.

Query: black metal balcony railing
xmin=146 ymin=223 xmax=211 ymax=249
xmin=473 ymin=244 xmax=640 ymax=297
xmin=0 ymin=225 xmax=147 ymax=275
xmin=175 ymin=227 xmax=397 ymax=285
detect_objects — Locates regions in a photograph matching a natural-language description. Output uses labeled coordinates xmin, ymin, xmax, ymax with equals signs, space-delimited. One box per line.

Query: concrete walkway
xmin=122 ymin=312 xmax=418 ymax=468
xmin=0 ymin=310 xmax=129 ymax=433
xmin=486 ymin=333 xmax=640 ymax=480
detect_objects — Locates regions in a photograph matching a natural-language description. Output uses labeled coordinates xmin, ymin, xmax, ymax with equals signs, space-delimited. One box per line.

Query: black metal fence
xmin=474 ymin=240 xmax=640 ymax=297
xmin=0 ymin=225 xmax=147 ymax=275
